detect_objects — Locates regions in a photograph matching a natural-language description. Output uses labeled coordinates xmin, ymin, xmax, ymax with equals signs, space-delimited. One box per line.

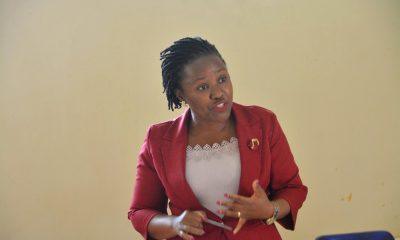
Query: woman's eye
xmin=218 ymin=76 xmax=227 ymax=83
xmin=197 ymin=84 xmax=208 ymax=91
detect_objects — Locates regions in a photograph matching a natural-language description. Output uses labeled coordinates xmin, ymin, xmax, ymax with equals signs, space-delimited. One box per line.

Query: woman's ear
xmin=175 ymin=89 xmax=184 ymax=102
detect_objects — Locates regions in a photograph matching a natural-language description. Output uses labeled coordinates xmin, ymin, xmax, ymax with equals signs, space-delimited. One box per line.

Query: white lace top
xmin=185 ymin=137 xmax=241 ymax=218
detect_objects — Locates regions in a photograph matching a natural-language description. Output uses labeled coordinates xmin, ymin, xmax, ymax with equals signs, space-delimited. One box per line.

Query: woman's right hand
xmin=172 ymin=210 xmax=206 ymax=240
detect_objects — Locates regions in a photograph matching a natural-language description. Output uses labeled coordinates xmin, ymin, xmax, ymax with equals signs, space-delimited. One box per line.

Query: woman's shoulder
xmin=233 ymin=102 xmax=277 ymax=121
xmin=233 ymin=103 xmax=282 ymax=137
xmin=147 ymin=119 xmax=175 ymax=133
xmin=144 ymin=111 xmax=188 ymax=140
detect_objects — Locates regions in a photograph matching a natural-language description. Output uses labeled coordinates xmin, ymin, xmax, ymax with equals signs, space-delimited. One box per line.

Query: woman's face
xmin=176 ymin=54 xmax=233 ymax=125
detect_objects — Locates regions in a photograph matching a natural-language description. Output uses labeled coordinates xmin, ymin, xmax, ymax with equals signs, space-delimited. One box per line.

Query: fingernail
xmin=216 ymin=200 xmax=221 ymax=205
xmin=200 ymin=230 xmax=205 ymax=235
xmin=224 ymin=193 xmax=229 ymax=198
xmin=217 ymin=210 xmax=224 ymax=214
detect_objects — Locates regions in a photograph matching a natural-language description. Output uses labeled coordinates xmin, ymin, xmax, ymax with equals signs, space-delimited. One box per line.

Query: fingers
xmin=180 ymin=223 xmax=205 ymax=236
xmin=217 ymin=199 xmax=239 ymax=210
xmin=217 ymin=193 xmax=248 ymax=216
xmin=176 ymin=223 xmax=204 ymax=240
xmin=223 ymin=193 xmax=249 ymax=203
xmin=181 ymin=210 xmax=205 ymax=225
xmin=193 ymin=210 xmax=207 ymax=220
xmin=217 ymin=194 xmax=247 ymax=210
xmin=252 ymin=179 xmax=267 ymax=197
xmin=218 ymin=208 xmax=244 ymax=219
xmin=252 ymin=179 xmax=261 ymax=192
xmin=186 ymin=211 xmax=205 ymax=229
xmin=174 ymin=210 xmax=205 ymax=239
xmin=217 ymin=180 xmax=268 ymax=220
xmin=177 ymin=229 xmax=195 ymax=240
xmin=233 ymin=218 xmax=247 ymax=235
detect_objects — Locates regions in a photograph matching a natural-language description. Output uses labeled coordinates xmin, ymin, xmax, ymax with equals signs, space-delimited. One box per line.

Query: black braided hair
xmin=160 ymin=37 xmax=225 ymax=111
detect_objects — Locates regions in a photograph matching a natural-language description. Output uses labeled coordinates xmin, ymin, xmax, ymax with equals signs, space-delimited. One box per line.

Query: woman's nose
xmin=210 ymin=85 xmax=223 ymax=100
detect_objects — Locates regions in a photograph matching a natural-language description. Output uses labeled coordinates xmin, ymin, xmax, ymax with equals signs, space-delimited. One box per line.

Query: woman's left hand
xmin=217 ymin=179 xmax=273 ymax=234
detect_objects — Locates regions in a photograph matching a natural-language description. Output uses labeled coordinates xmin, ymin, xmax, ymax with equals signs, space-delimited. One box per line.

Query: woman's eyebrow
xmin=194 ymin=67 xmax=227 ymax=81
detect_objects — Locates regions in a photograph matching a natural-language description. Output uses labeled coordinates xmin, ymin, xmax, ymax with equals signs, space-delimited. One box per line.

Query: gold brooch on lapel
xmin=247 ymin=138 xmax=260 ymax=150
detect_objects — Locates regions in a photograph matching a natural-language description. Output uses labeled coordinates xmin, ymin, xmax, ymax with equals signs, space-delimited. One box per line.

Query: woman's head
xmin=160 ymin=37 xmax=226 ymax=111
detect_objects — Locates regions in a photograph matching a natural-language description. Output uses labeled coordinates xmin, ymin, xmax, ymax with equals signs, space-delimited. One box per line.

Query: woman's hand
xmin=217 ymin=180 xmax=274 ymax=234
xmin=172 ymin=210 xmax=206 ymax=240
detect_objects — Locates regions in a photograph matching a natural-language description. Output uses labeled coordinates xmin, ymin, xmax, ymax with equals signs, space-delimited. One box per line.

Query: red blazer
xmin=128 ymin=103 xmax=307 ymax=240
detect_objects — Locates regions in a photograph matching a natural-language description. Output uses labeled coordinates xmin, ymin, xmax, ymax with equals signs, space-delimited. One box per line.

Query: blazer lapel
xmin=232 ymin=104 xmax=263 ymax=196
xmin=160 ymin=109 xmax=203 ymax=210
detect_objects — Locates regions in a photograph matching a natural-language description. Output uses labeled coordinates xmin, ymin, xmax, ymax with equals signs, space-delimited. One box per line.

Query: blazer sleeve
xmin=128 ymin=127 xmax=168 ymax=239
xmin=268 ymin=114 xmax=308 ymax=230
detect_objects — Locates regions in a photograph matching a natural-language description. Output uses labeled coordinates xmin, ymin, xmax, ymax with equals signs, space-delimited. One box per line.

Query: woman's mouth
xmin=213 ymin=102 xmax=229 ymax=112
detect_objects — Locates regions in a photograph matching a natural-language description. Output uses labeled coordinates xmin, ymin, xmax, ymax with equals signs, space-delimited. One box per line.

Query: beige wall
xmin=1 ymin=0 xmax=399 ymax=239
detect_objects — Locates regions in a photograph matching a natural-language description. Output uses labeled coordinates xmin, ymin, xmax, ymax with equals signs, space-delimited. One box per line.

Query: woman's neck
xmin=191 ymin=119 xmax=230 ymax=132
xmin=188 ymin=116 xmax=236 ymax=146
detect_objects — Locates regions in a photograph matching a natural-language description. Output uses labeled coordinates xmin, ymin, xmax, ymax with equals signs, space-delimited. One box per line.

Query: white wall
xmin=1 ymin=0 xmax=399 ymax=239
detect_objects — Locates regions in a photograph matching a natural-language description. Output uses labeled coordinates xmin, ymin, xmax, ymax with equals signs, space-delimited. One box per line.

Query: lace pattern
xmin=186 ymin=137 xmax=239 ymax=161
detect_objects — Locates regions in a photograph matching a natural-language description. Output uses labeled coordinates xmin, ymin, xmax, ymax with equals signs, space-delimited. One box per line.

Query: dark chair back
xmin=316 ymin=231 xmax=395 ymax=240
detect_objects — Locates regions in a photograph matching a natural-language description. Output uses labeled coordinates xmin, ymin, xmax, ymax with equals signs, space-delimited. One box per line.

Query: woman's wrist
xmin=148 ymin=214 xmax=179 ymax=239
xmin=262 ymin=201 xmax=279 ymax=225
xmin=260 ymin=200 xmax=276 ymax=220
xmin=261 ymin=199 xmax=291 ymax=224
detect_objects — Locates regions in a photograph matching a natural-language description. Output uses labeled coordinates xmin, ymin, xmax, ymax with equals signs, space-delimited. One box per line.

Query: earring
xmin=179 ymin=97 xmax=188 ymax=107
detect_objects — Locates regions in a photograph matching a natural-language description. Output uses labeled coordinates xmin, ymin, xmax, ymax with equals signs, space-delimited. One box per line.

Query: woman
xmin=128 ymin=37 xmax=307 ymax=240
